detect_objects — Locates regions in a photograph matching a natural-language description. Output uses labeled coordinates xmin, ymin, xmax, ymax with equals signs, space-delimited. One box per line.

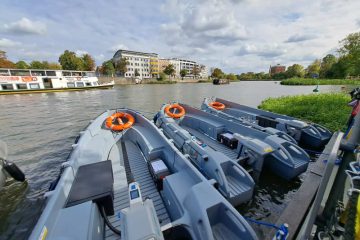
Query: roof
xmin=113 ymin=49 xmax=158 ymax=58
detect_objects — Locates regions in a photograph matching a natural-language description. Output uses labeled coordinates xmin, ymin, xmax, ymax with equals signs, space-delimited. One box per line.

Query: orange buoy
xmin=105 ymin=112 xmax=135 ymax=131
xmin=165 ymin=104 xmax=186 ymax=118
xmin=209 ymin=101 xmax=225 ymax=110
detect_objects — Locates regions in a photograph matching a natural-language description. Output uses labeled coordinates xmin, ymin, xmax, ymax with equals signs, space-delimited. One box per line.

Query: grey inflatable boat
xmin=156 ymin=103 xmax=310 ymax=181
xmin=155 ymin=105 xmax=255 ymax=206
xmin=202 ymin=98 xmax=332 ymax=149
xmin=30 ymin=109 xmax=258 ymax=240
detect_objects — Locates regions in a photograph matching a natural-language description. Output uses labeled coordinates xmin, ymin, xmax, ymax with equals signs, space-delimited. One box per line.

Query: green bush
xmin=157 ymin=72 xmax=167 ymax=81
xmin=258 ymin=93 xmax=351 ymax=132
xmin=280 ymin=78 xmax=360 ymax=85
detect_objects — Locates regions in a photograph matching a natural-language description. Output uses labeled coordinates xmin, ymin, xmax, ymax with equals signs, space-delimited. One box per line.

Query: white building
xmin=113 ymin=50 xmax=158 ymax=79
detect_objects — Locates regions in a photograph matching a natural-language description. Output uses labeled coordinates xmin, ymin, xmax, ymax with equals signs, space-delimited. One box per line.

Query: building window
xmin=29 ymin=83 xmax=40 ymax=89
xmin=16 ymin=84 xmax=27 ymax=89
xmin=1 ymin=84 xmax=14 ymax=90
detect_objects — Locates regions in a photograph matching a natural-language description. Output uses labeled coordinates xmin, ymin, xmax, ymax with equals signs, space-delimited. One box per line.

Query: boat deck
xmin=105 ymin=140 xmax=170 ymax=240
xmin=181 ymin=125 xmax=238 ymax=160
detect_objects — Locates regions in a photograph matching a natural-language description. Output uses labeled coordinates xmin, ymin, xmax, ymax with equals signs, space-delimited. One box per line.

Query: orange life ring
xmin=105 ymin=112 xmax=135 ymax=131
xmin=165 ymin=104 xmax=186 ymax=118
xmin=209 ymin=101 xmax=225 ymax=110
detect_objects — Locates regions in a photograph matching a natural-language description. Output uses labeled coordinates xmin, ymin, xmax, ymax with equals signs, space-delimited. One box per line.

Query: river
xmin=0 ymin=81 xmax=342 ymax=239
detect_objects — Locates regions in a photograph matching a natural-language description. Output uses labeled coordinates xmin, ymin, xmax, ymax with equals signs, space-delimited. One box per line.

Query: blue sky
xmin=1 ymin=0 xmax=360 ymax=73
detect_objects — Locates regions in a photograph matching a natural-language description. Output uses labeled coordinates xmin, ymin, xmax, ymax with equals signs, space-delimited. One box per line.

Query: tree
xmin=306 ymin=59 xmax=321 ymax=78
xmin=15 ymin=60 xmax=29 ymax=69
xmin=286 ymin=64 xmax=305 ymax=78
xmin=163 ymin=64 xmax=175 ymax=79
xmin=30 ymin=60 xmax=44 ymax=69
xmin=338 ymin=32 xmax=360 ymax=76
xmin=101 ymin=60 xmax=115 ymax=76
xmin=48 ymin=62 xmax=62 ymax=70
xmin=211 ymin=68 xmax=224 ymax=78
xmin=0 ymin=50 xmax=15 ymax=68
xmin=58 ymin=50 xmax=83 ymax=70
xmin=191 ymin=65 xmax=200 ymax=78
xmin=226 ymin=73 xmax=237 ymax=81
xmin=134 ymin=69 xmax=140 ymax=77
xmin=320 ymin=54 xmax=337 ymax=78
xmin=0 ymin=59 xmax=15 ymax=68
xmin=82 ymin=54 xmax=95 ymax=71
xmin=180 ymin=69 xmax=187 ymax=80
xmin=114 ymin=58 xmax=128 ymax=76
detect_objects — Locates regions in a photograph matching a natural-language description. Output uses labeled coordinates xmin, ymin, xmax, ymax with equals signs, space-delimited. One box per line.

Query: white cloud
xmin=110 ymin=44 xmax=128 ymax=52
xmin=0 ymin=38 xmax=20 ymax=48
xmin=4 ymin=17 xmax=47 ymax=35
xmin=75 ymin=50 xmax=88 ymax=56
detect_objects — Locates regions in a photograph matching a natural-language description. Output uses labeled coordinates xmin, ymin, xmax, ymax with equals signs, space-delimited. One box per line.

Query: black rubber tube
xmin=99 ymin=205 xmax=121 ymax=236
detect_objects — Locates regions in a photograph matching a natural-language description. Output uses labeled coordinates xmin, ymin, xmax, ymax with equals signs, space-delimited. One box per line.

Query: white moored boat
xmin=0 ymin=68 xmax=114 ymax=95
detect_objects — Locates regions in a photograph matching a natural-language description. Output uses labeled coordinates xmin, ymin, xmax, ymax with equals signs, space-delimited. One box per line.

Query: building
xmin=158 ymin=58 xmax=170 ymax=74
xmin=199 ymin=65 xmax=208 ymax=78
xmin=113 ymin=50 xmax=158 ymax=79
xmin=112 ymin=49 xmax=208 ymax=79
xmin=269 ymin=64 xmax=286 ymax=75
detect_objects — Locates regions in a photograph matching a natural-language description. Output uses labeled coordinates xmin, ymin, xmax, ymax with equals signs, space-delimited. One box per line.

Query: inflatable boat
xmin=30 ymin=109 xmax=258 ymax=240
xmin=202 ymin=98 xmax=332 ymax=149
xmin=156 ymin=103 xmax=310 ymax=181
xmin=155 ymin=105 xmax=255 ymax=206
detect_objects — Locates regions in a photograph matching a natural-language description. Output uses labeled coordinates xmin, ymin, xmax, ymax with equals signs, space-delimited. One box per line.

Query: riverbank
xmin=280 ymin=78 xmax=360 ymax=85
xmin=98 ymin=76 xmax=208 ymax=85
xmin=258 ymin=93 xmax=351 ymax=131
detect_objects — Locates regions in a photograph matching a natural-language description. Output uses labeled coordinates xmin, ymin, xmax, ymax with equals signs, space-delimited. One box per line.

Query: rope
xmin=244 ymin=217 xmax=289 ymax=239
xmin=243 ymin=216 xmax=280 ymax=230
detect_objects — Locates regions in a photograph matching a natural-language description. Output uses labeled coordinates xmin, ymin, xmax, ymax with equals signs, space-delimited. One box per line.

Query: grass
xmin=258 ymin=93 xmax=351 ymax=132
xmin=145 ymin=80 xmax=177 ymax=84
xmin=280 ymin=78 xmax=360 ymax=85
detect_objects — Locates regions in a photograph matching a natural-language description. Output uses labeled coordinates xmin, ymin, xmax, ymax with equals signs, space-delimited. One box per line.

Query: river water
xmin=0 ymin=81 xmax=342 ymax=239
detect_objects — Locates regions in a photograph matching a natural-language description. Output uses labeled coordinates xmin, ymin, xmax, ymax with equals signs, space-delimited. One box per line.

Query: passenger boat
xmin=156 ymin=103 xmax=310 ymax=181
xmin=30 ymin=109 xmax=258 ymax=240
xmin=212 ymin=78 xmax=229 ymax=85
xmin=0 ymin=68 xmax=114 ymax=95
xmin=202 ymin=98 xmax=332 ymax=149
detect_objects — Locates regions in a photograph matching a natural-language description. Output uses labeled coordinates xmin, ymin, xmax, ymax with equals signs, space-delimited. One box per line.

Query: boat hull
xmin=0 ymin=84 xmax=114 ymax=95
xmin=203 ymin=98 xmax=332 ymax=150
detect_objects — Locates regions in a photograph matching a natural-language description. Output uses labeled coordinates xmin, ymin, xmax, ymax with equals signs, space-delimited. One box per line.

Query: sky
xmin=0 ymin=0 xmax=360 ymax=73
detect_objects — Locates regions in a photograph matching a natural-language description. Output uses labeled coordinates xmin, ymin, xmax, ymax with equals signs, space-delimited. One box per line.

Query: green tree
xmin=320 ymin=54 xmax=337 ymax=78
xmin=30 ymin=60 xmax=45 ymax=69
xmin=114 ymin=58 xmax=128 ymax=76
xmin=226 ymin=73 xmax=237 ymax=81
xmin=306 ymin=59 xmax=321 ymax=78
xmin=82 ymin=54 xmax=95 ymax=71
xmin=286 ymin=64 xmax=305 ymax=78
xmin=41 ymin=61 xmax=50 ymax=69
xmin=134 ymin=69 xmax=140 ymax=77
xmin=15 ymin=60 xmax=29 ymax=69
xmin=163 ymin=64 xmax=175 ymax=79
xmin=338 ymin=32 xmax=360 ymax=76
xmin=48 ymin=62 xmax=62 ymax=70
xmin=191 ymin=65 xmax=201 ymax=78
xmin=211 ymin=68 xmax=224 ymax=78
xmin=58 ymin=50 xmax=83 ymax=70
xmin=180 ymin=69 xmax=187 ymax=80
xmin=158 ymin=72 xmax=166 ymax=81
xmin=101 ymin=60 xmax=115 ymax=76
